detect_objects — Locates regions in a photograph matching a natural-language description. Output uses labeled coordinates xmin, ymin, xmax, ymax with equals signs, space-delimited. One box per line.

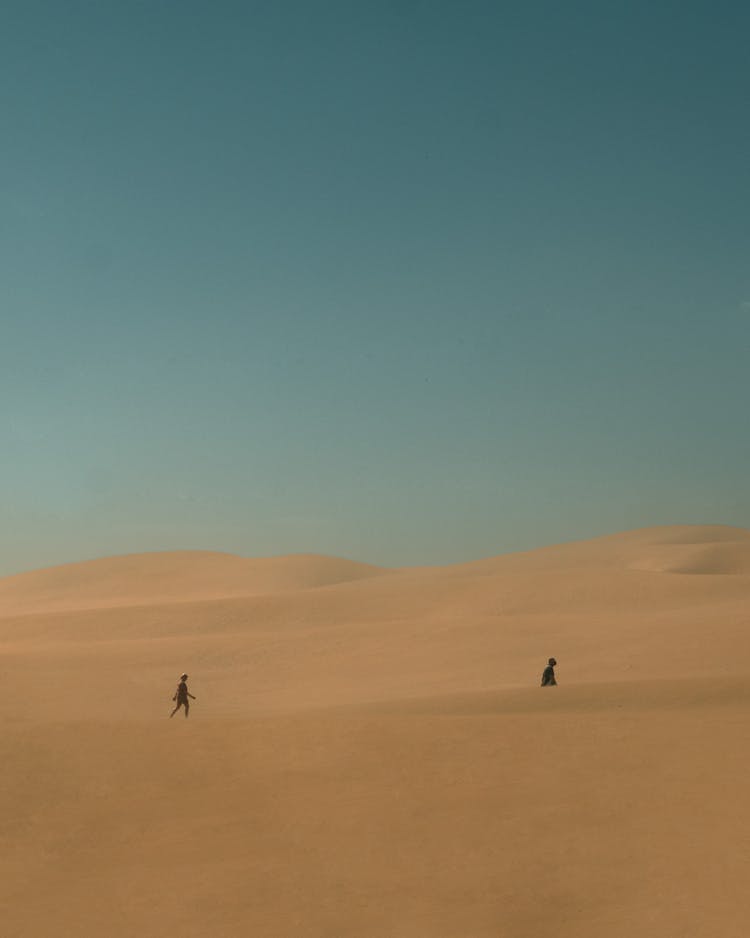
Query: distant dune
xmin=445 ymin=523 xmax=750 ymax=574
xmin=0 ymin=550 xmax=387 ymax=616
xmin=2 ymin=523 xmax=749 ymax=619
xmin=2 ymin=524 xmax=750 ymax=937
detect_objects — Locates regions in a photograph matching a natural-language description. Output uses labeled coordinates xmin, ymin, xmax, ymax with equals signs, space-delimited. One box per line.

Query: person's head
xmin=180 ymin=673 xmax=188 ymax=681
xmin=548 ymin=658 xmax=557 ymax=667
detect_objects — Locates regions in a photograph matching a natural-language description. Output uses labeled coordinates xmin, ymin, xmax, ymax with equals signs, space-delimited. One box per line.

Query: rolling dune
xmin=0 ymin=550 xmax=387 ymax=616
xmin=2 ymin=525 xmax=750 ymax=937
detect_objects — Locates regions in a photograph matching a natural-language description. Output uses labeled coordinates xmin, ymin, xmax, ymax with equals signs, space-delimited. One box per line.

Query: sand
xmin=2 ymin=524 xmax=749 ymax=937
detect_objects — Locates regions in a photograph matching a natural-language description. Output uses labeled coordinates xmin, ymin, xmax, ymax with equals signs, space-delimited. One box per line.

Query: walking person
xmin=540 ymin=657 xmax=557 ymax=686
xmin=170 ymin=673 xmax=196 ymax=718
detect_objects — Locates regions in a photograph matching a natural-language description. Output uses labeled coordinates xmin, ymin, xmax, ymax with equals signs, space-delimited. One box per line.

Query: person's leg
xmin=184 ymin=700 xmax=189 ymax=718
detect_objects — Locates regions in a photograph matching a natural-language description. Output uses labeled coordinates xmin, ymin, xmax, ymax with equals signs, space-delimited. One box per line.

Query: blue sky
xmin=1 ymin=1 xmax=748 ymax=573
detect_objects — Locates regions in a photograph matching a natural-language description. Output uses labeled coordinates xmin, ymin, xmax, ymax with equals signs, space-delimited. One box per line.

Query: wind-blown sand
xmin=2 ymin=525 xmax=749 ymax=937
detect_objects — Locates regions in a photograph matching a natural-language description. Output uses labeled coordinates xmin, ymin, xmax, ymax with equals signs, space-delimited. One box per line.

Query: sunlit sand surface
xmin=2 ymin=525 xmax=749 ymax=936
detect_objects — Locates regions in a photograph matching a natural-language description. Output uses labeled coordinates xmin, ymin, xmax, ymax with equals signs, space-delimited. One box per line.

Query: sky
xmin=1 ymin=1 xmax=749 ymax=574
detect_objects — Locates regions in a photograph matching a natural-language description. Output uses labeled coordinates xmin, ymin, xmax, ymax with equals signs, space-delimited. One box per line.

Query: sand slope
xmin=2 ymin=525 xmax=750 ymax=937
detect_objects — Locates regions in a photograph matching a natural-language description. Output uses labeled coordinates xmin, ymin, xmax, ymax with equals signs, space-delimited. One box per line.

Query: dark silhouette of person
xmin=170 ymin=673 xmax=196 ymax=718
xmin=541 ymin=657 xmax=557 ymax=686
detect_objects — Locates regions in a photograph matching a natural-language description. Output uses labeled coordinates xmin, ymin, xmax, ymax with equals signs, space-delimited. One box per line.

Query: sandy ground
xmin=2 ymin=524 xmax=749 ymax=937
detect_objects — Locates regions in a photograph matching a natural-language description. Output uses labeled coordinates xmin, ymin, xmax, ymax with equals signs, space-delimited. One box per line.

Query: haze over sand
xmin=2 ymin=524 xmax=750 ymax=937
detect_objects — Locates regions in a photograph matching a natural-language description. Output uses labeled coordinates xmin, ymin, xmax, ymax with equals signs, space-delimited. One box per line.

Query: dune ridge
xmin=2 ymin=524 xmax=749 ymax=620
xmin=0 ymin=550 xmax=387 ymax=616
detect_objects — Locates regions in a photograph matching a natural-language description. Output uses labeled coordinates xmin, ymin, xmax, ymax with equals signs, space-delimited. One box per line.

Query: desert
xmin=5 ymin=1 xmax=746 ymax=934
xmin=2 ymin=524 xmax=749 ymax=937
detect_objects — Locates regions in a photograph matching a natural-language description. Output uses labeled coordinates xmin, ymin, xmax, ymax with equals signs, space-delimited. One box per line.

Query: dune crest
xmin=0 ymin=550 xmax=387 ymax=616
xmin=438 ymin=523 xmax=750 ymax=576
xmin=628 ymin=540 xmax=750 ymax=574
xmin=3 ymin=524 xmax=750 ymax=619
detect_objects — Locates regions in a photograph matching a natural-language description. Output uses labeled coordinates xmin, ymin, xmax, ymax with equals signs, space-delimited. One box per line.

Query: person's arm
xmin=188 ymin=692 xmax=196 ymax=699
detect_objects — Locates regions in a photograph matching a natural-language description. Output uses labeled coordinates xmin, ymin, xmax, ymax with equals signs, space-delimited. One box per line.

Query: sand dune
xmin=0 ymin=550 xmax=387 ymax=616
xmin=445 ymin=523 xmax=750 ymax=574
xmin=2 ymin=524 xmax=750 ymax=937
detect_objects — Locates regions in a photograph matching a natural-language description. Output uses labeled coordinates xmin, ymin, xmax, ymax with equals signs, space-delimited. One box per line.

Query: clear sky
xmin=1 ymin=1 xmax=748 ymax=574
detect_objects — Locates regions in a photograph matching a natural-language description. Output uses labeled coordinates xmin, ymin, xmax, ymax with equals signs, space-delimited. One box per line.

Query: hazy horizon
xmin=3 ymin=520 xmax=750 ymax=580
xmin=3 ymin=1 xmax=749 ymax=575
